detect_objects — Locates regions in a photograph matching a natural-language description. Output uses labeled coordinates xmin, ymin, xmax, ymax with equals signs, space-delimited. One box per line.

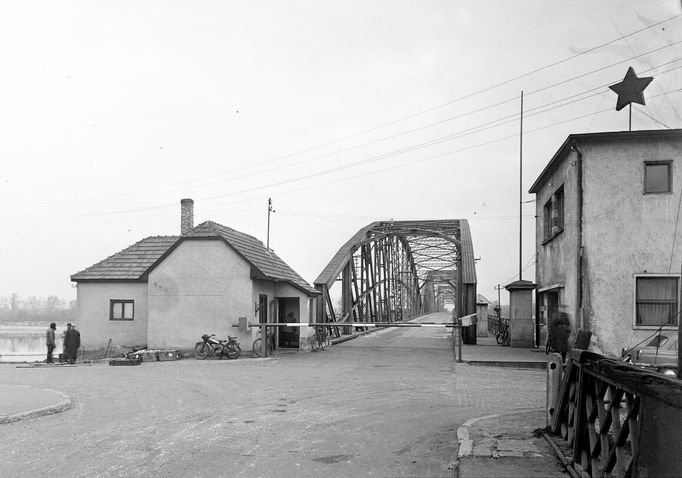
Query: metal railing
xmin=549 ymin=349 xmax=682 ymax=478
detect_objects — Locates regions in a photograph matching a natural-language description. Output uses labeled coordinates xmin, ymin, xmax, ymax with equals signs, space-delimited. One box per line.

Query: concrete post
xmin=476 ymin=301 xmax=489 ymax=337
xmin=505 ymin=279 xmax=536 ymax=348
xmin=546 ymin=353 xmax=563 ymax=427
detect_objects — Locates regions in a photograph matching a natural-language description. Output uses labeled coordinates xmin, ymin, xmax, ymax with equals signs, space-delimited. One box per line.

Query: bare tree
xmin=44 ymin=295 xmax=63 ymax=313
xmin=26 ymin=296 xmax=43 ymax=315
xmin=10 ymin=293 xmax=20 ymax=317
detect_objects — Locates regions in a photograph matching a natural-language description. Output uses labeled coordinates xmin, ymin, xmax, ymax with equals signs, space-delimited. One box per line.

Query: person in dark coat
xmin=46 ymin=322 xmax=56 ymax=363
xmin=63 ymin=323 xmax=81 ymax=364
xmin=549 ymin=312 xmax=571 ymax=361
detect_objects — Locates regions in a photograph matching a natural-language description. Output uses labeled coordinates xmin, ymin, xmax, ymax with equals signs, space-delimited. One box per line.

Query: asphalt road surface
xmin=1 ymin=312 xmax=545 ymax=477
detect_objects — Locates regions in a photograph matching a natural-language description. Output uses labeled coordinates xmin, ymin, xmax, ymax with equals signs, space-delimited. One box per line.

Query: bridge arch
xmin=314 ymin=219 xmax=477 ymax=330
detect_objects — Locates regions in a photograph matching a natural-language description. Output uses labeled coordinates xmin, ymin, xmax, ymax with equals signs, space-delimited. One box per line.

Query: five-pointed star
xmin=609 ymin=66 xmax=653 ymax=111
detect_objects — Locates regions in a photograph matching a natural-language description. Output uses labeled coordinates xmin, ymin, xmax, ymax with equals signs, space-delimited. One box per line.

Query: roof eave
xmin=529 ymin=129 xmax=682 ymax=194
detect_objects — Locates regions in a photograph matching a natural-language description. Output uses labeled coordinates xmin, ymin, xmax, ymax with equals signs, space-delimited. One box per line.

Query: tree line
xmin=0 ymin=294 xmax=76 ymax=322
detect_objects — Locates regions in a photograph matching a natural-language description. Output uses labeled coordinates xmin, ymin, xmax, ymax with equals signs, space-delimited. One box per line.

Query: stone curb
xmin=467 ymin=360 xmax=547 ymax=369
xmin=0 ymin=388 xmax=73 ymax=425
xmin=456 ymin=408 xmax=547 ymax=459
xmin=457 ymin=414 xmax=500 ymax=458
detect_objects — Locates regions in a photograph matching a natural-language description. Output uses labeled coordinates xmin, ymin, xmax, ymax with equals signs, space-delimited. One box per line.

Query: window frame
xmin=542 ymin=185 xmax=565 ymax=244
xmin=110 ymin=299 xmax=135 ymax=321
xmin=643 ymin=160 xmax=672 ymax=195
xmin=633 ymin=274 xmax=680 ymax=329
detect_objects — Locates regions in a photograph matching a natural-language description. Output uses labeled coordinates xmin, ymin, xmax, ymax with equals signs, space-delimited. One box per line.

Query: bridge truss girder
xmin=314 ymin=220 xmax=477 ymax=332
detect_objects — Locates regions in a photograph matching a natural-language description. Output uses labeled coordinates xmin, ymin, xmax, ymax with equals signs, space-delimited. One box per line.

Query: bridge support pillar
xmin=505 ymin=280 xmax=536 ymax=348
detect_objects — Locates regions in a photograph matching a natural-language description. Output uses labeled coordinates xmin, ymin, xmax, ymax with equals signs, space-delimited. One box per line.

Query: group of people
xmin=45 ymin=323 xmax=81 ymax=364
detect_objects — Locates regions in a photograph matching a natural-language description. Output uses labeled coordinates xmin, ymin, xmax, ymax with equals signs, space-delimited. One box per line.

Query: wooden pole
xmin=519 ymin=91 xmax=524 ymax=281
xmin=678 ymin=261 xmax=681 ymax=380
xmin=266 ymin=198 xmax=274 ymax=251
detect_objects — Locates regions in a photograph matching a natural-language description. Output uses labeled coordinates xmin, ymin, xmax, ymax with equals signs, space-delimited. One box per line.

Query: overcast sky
xmin=1 ymin=0 xmax=681 ymax=305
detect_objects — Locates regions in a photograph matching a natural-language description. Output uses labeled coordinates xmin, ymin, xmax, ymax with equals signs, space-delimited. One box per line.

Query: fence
xmin=549 ymin=349 xmax=682 ymax=478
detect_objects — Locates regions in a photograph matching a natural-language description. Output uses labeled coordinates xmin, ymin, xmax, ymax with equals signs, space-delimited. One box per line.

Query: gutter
xmin=570 ymin=140 xmax=585 ymax=331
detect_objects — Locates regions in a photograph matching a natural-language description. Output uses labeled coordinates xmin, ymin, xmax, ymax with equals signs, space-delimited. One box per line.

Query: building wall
xmin=534 ymin=149 xmax=581 ymax=344
xmin=581 ymin=137 xmax=682 ymax=355
xmin=147 ymin=239 xmax=253 ymax=349
xmin=76 ymin=281 xmax=148 ymax=351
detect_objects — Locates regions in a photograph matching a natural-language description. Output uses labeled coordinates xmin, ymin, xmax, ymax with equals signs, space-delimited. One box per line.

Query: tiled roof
xmin=187 ymin=221 xmax=318 ymax=295
xmin=71 ymin=221 xmax=318 ymax=295
xmin=70 ymin=236 xmax=178 ymax=281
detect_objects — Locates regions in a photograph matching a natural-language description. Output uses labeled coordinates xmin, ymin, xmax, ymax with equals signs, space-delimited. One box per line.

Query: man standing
xmin=63 ymin=323 xmax=81 ymax=364
xmin=46 ymin=322 xmax=56 ymax=363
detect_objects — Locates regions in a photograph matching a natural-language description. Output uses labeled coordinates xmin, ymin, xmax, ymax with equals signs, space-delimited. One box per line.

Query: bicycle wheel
xmin=311 ymin=335 xmax=320 ymax=352
xmin=225 ymin=344 xmax=240 ymax=359
xmin=194 ymin=342 xmax=212 ymax=360
xmin=252 ymin=338 xmax=263 ymax=357
xmin=496 ymin=332 xmax=505 ymax=345
xmin=501 ymin=330 xmax=509 ymax=346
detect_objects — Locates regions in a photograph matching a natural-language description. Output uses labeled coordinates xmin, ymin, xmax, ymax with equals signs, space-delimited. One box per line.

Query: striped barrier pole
xmin=232 ymin=320 xmax=469 ymax=361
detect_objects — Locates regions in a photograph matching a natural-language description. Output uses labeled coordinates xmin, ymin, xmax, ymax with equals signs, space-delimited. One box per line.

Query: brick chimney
xmin=181 ymin=198 xmax=194 ymax=235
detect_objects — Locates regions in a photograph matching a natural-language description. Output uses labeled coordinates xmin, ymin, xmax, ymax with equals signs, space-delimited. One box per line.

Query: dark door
xmin=259 ymin=294 xmax=268 ymax=324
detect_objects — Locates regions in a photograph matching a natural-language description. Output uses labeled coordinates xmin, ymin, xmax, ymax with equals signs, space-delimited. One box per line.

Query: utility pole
xmin=519 ymin=90 xmax=524 ymax=281
xmin=266 ymin=198 xmax=275 ymax=251
xmin=494 ymin=284 xmax=503 ymax=316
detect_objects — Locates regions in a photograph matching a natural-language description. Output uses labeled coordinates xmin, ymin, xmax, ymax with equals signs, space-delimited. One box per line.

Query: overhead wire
xmin=5 ymin=14 xmax=681 ymax=209
xmin=6 ymin=83 xmax=680 ymax=223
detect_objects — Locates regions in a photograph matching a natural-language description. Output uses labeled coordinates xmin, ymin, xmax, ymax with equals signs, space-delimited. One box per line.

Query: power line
xmin=6 ymin=84 xmax=680 ymax=221
xmin=18 ymin=60 xmax=678 ymax=217
xmin=5 ymin=14 xmax=680 ymax=209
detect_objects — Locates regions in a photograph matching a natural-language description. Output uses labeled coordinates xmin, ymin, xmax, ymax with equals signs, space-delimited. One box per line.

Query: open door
xmin=278 ymin=297 xmax=300 ymax=348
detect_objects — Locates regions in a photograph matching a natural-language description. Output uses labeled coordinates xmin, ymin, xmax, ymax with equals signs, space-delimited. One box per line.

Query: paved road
xmin=1 ymin=313 xmax=546 ymax=477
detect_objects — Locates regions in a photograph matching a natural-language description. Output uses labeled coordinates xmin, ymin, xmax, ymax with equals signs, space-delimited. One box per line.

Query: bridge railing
xmin=549 ymin=349 xmax=682 ymax=478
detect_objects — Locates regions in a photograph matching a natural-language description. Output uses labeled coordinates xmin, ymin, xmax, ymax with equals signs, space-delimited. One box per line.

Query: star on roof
xmin=609 ymin=66 xmax=653 ymax=111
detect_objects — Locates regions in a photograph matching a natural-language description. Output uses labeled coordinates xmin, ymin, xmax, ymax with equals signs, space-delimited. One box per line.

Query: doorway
xmin=278 ymin=297 xmax=300 ymax=348
xmin=539 ymin=289 xmax=560 ymax=347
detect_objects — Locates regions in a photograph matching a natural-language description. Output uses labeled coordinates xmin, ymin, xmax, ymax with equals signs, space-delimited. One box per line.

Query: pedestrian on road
xmin=63 ymin=323 xmax=81 ymax=364
xmin=46 ymin=322 xmax=57 ymax=363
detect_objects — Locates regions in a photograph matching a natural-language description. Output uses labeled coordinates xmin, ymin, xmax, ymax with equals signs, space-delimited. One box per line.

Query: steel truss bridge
xmin=313 ymin=219 xmax=477 ymax=334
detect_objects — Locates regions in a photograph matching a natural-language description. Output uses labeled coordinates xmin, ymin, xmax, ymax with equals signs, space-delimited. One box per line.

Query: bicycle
xmin=311 ymin=325 xmax=328 ymax=352
xmin=252 ymin=328 xmax=274 ymax=357
xmin=195 ymin=334 xmax=241 ymax=360
xmin=495 ymin=317 xmax=509 ymax=345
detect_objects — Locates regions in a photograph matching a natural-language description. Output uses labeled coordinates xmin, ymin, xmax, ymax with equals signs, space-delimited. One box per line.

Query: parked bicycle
xmin=493 ymin=317 xmax=509 ymax=345
xmin=195 ymin=333 xmax=241 ymax=360
xmin=252 ymin=328 xmax=274 ymax=357
xmin=311 ymin=325 xmax=329 ymax=352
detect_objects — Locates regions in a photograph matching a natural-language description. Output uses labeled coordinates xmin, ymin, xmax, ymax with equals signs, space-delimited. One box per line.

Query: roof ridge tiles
xmin=197 ymin=220 xmax=265 ymax=245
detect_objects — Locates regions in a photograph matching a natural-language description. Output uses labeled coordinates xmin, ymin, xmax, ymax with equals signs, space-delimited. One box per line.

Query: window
xmin=110 ymin=300 xmax=135 ymax=320
xmin=635 ymin=276 xmax=678 ymax=327
xmin=644 ymin=161 xmax=671 ymax=194
xmin=543 ymin=186 xmax=564 ymax=242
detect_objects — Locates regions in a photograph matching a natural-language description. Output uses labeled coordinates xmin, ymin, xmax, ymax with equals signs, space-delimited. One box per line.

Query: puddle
xmin=313 ymin=454 xmax=353 ymax=463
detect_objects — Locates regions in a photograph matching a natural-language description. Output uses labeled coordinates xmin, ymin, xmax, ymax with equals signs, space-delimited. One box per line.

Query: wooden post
xmin=678 ymin=261 xmax=681 ymax=380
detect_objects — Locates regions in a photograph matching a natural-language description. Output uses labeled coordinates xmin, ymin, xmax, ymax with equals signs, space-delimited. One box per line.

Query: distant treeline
xmin=0 ymin=294 xmax=76 ymax=322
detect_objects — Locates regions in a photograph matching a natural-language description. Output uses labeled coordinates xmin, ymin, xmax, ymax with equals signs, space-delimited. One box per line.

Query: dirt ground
xmin=1 ymin=313 xmax=547 ymax=477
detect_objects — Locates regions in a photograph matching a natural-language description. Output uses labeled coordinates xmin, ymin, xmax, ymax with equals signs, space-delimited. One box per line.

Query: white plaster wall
xmin=535 ymin=150 xmax=580 ymax=334
xmin=75 ymin=282 xmax=148 ymax=351
xmin=582 ymin=137 xmax=682 ymax=355
xmin=147 ymin=239 xmax=253 ymax=349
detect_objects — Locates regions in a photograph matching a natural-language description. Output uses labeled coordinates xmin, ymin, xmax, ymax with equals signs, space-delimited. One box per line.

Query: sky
xmin=0 ymin=0 xmax=681 ymax=305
